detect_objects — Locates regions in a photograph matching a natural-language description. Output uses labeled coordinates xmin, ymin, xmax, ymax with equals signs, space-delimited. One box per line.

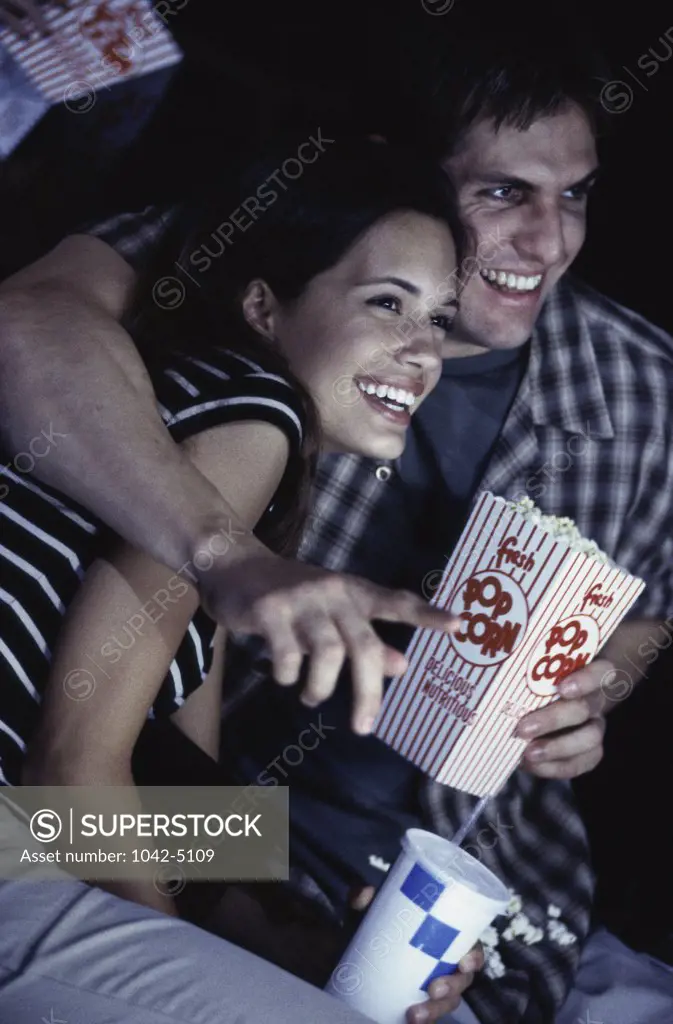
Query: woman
xmin=0 ymin=139 xmax=464 ymax=917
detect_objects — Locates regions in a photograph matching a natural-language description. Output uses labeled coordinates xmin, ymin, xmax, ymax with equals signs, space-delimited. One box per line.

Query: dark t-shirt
xmin=220 ymin=344 xmax=530 ymax=915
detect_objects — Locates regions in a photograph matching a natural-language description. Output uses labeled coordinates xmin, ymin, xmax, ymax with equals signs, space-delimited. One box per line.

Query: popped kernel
xmin=480 ymin=925 xmax=499 ymax=948
xmin=506 ymin=497 xmax=613 ymax=565
xmin=548 ymin=919 xmax=578 ymax=946
xmin=483 ymin=946 xmax=506 ymax=979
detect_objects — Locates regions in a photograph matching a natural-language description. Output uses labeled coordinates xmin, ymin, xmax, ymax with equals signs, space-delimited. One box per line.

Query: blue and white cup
xmin=325 ymin=828 xmax=509 ymax=1024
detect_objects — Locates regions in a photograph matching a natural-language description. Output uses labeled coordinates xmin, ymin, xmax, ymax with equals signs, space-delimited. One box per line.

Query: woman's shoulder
xmin=151 ymin=345 xmax=307 ymax=450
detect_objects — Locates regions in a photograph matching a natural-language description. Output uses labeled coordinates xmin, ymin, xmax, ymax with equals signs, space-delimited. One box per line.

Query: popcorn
xmin=373 ymin=491 xmax=645 ymax=796
xmin=480 ymin=890 xmax=578 ymax=971
xmin=0 ymin=1 xmax=182 ymax=109
xmin=480 ymin=925 xmax=499 ymax=947
xmin=548 ymin=918 xmax=579 ymax=946
xmin=508 ymin=497 xmax=613 ymax=565
xmin=506 ymin=892 xmax=523 ymax=916
xmin=483 ymin=946 xmax=506 ymax=978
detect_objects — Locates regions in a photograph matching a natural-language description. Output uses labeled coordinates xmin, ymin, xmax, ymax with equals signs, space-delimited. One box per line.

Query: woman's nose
xmin=395 ymin=323 xmax=443 ymax=372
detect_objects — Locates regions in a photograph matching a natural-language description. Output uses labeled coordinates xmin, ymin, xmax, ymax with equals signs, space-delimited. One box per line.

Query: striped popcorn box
xmin=0 ymin=44 xmax=51 ymax=157
xmin=372 ymin=491 xmax=646 ymax=798
xmin=326 ymin=828 xmax=509 ymax=1024
xmin=0 ymin=0 xmax=182 ymax=110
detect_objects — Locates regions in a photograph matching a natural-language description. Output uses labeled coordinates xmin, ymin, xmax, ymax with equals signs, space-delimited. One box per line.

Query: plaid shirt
xmin=89 ymin=205 xmax=673 ymax=1023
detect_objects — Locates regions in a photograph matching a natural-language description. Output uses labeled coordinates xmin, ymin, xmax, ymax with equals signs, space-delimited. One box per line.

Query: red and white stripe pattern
xmin=0 ymin=1 xmax=182 ymax=105
xmin=373 ymin=492 xmax=646 ymax=797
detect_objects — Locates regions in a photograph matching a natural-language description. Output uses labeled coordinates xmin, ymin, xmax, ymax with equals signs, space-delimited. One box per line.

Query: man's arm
xmin=0 ymin=234 xmax=254 ymax=574
xmin=0 ymin=237 xmax=458 ymax=731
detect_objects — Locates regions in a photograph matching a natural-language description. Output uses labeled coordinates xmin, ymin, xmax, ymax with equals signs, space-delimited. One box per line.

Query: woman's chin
xmin=325 ymin=436 xmax=405 ymax=460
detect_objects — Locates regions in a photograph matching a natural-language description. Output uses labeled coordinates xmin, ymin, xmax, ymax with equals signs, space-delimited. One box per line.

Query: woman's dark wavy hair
xmin=126 ymin=136 xmax=467 ymax=554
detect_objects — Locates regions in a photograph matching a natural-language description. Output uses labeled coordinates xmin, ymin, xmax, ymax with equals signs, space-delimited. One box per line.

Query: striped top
xmin=0 ymin=346 xmax=305 ymax=787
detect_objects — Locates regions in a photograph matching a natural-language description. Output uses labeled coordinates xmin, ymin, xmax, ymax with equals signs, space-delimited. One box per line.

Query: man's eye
xmin=562 ymin=186 xmax=591 ymax=201
xmin=485 ymin=186 xmax=522 ymax=203
xmin=367 ymin=294 xmax=402 ymax=314
xmin=430 ymin=313 xmax=455 ymax=335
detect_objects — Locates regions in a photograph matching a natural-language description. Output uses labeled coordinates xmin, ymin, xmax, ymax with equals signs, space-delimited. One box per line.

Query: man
xmin=1 ymin=14 xmax=672 ymax=1024
xmin=208 ymin=23 xmax=673 ymax=1024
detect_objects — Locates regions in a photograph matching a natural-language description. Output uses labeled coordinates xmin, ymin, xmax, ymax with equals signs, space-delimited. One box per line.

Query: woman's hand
xmin=197 ymin=553 xmax=458 ymax=735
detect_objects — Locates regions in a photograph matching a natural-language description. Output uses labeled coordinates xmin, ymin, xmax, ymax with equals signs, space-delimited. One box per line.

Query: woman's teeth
xmin=357 ymin=381 xmax=416 ymax=410
xmin=480 ymin=269 xmax=542 ymax=292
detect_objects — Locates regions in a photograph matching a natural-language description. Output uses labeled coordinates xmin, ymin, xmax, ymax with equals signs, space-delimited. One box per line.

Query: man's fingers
xmin=518 ymin=660 xmax=612 ymax=739
xmin=269 ymin=640 xmax=304 ymax=686
xmin=429 ymin=969 xmax=473 ymax=1000
xmin=517 ymin=694 xmax=596 ymax=738
xmin=335 ymin=609 xmax=389 ymax=733
xmin=257 ymin=608 xmax=304 ymax=685
xmin=371 ymin=589 xmax=459 ymax=634
xmin=526 ymin=744 xmax=604 ymax=779
xmin=407 ymin=969 xmax=472 ymax=1022
xmin=383 ymin=645 xmax=409 ymax=678
xmin=297 ymin=613 xmax=346 ymax=708
xmin=349 ymin=885 xmax=376 ymax=911
xmin=556 ymin=658 xmax=613 ymax=700
xmin=524 ymin=717 xmax=605 ymax=766
xmin=458 ymin=941 xmax=484 ymax=973
xmin=407 ymin=943 xmax=483 ymax=1023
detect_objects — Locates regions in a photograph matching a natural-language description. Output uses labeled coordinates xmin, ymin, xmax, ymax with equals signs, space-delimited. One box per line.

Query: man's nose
xmin=516 ymin=199 xmax=566 ymax=267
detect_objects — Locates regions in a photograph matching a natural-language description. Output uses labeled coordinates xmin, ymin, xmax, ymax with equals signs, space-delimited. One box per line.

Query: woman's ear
xmin=241 ymin=279 xmax=279 ymax=340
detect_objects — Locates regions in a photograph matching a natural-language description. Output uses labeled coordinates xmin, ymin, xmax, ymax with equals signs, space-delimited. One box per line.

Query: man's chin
xmin=443 ymin=329 xmax=531 ymax=357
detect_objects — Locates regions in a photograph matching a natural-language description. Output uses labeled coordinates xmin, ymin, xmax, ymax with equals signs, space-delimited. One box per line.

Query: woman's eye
xmin=430 ymin=314 xmax=455 ymax=335
xmin=367 ymin=294 xmax=402 ymax=314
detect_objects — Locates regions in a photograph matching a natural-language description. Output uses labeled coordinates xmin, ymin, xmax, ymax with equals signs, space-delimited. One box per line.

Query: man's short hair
xmin=379 ymin=3 xmax=613 ymax=159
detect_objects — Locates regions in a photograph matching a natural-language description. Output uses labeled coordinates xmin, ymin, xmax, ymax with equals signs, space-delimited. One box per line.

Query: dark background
xmin=1 ymin=0 xmax=672 ymax=952
xmin=1 ymin=0 xmax=672 ymax=337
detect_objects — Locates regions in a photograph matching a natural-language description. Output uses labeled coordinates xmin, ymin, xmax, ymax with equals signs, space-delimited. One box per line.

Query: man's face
xmin=442 ymin=102 xmax=599 ymax=355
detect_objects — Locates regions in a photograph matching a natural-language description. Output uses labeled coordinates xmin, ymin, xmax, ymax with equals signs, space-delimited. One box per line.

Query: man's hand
xmin=515 ymin=658 xmax=613 ymax=778
xmin=199 ymin=553 xmax=459 ymax=735
xmin=407 ymin=945 xmax=484 ymax=1023
xmin=350 ymin=887 xmax=484 ymax=1023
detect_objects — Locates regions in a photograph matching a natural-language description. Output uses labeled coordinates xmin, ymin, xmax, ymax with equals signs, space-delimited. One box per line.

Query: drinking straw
xmin=452 ymin=795 xmax=491 ymax=847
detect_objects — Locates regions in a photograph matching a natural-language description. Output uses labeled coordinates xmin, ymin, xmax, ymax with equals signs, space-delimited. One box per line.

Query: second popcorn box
xmin=372 ymin=491 xmax=645 ymax=797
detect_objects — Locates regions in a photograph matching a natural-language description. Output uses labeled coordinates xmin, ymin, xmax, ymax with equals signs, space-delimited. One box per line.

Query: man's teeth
xmin=480 ymin=269 xmax=542 ymax=292
xmin=356 ymin=381 xmax=416 ymax=407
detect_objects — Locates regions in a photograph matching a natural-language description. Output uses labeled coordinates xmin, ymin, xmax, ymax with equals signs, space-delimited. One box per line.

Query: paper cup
xmin=325 ymin=828 xmax=509 ymax=1024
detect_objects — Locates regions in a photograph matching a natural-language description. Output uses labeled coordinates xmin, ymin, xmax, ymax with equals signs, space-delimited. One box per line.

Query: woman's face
xmin=269 ymin=211 xmax=459 ymax=459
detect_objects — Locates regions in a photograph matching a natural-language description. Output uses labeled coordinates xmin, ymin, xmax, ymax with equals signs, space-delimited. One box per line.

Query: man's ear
xmin=241 ymin=279 xmax=279 ymax=340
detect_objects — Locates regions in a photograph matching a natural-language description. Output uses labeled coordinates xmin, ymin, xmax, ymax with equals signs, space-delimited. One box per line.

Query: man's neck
xmin=441 ymin=334 xmax=530 ymax=360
